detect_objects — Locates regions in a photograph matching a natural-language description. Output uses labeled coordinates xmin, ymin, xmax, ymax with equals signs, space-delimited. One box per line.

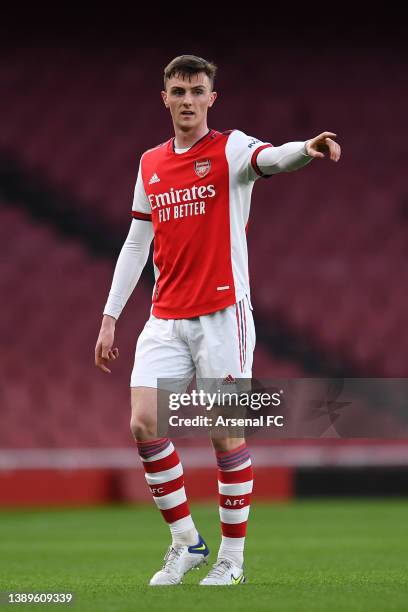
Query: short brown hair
xmin=164 ymin=55 xmax=217 ymax=89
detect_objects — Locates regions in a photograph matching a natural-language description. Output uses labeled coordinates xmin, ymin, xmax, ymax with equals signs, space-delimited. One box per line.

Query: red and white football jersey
xmin=132 ymin=129 xmax=272 ymax=319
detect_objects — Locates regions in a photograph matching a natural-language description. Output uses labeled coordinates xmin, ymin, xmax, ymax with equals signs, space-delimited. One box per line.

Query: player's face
xmin=161 ymin=73 xmax=217 ymax=131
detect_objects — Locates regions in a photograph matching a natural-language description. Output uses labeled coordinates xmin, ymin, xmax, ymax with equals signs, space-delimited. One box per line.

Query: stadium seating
xmin=0 ymin=203 xmax=143 ymax=447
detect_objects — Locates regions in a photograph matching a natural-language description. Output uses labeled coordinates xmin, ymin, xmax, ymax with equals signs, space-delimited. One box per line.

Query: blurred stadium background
xmin=1 ymin=11 xmax=408 ymax=510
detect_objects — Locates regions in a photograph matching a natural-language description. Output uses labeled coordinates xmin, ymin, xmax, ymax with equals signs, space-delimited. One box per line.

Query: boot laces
xmin=206 ymin=559 xmax=233 ymax=579
xmin=161 ymin=546 xmax=184 ymax=573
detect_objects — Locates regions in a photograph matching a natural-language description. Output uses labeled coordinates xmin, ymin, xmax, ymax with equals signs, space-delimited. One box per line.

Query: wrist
xmin=102 ymin=314 xmax=117 ymax=328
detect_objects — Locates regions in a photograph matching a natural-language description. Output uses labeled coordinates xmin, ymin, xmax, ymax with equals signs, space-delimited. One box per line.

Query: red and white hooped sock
xmin=137 ymin=437 xmax=198 ymax=546
xmin=216 ymin=442 xmax=253 ymax=568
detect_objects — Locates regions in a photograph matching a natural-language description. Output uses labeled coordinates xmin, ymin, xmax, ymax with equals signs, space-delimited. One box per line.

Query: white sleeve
xmin=225 ymin=130 xmax=274 ymax=183
xmin=103 ymin=219 xmax=154 ymax=320
xmin=132 ymin=159 xmax=152 ymax=219
xmin=256 ymin=141 xmax=313 ymax=175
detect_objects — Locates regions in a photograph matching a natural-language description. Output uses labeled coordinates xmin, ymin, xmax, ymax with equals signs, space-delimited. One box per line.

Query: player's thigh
xmin=131 ymin=385 xmax=183 ymax=440
xmin=130 ymin=386 xmax=158 ymax=435
xmin=130 ymin=315 xmax=194 ymax=439
xmin=131 ymin=314 xmax=194 ymax=390
xmin=190 ymin=297 xmax=254 ymax=446
xmin=193 ymin=295 xmax=255 ymax=380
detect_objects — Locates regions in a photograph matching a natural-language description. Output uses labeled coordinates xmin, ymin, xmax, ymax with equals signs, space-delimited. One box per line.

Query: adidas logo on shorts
xmin=222 ymin=374 xmax=236 ymax=384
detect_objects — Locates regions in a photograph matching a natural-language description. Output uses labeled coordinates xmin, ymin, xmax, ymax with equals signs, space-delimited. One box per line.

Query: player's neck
xmin=173 ymin=124 xmax=210 ymax=149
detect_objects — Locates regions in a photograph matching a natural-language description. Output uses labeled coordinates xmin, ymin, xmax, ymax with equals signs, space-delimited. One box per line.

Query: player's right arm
xmin=95 ymin=161 xmax=153 ymax=374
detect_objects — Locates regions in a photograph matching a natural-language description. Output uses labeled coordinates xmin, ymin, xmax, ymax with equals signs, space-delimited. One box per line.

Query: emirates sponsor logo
xmin=147 ymin=184 xmax=216 ymax=210
xmin=194 ymin=159 xmax=211 ymax=178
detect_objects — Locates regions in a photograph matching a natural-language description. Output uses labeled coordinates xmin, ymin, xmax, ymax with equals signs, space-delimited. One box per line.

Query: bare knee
xmin=130 ymin=416 xmax=156 ymax=441
xmin=130 ymin=387 xmax=158 ymax=442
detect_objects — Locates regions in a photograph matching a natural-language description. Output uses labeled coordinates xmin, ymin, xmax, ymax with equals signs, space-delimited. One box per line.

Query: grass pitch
xmin=1 ymin=500 xmax=407 ymax=611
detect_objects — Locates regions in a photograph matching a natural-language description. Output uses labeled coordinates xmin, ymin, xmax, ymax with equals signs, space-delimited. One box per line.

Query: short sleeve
xmin=225 ymin=130 xmax=274 ymax=183
xmin=131 ymin=160 xmax=152 ymax=221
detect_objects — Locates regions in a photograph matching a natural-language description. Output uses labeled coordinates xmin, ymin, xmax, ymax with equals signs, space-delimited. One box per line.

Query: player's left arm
xmin=257 ymin=131 xmax=341 ymax=175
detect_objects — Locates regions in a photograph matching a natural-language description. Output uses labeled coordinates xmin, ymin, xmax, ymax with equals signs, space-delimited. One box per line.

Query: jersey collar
xmin=168 ymin=129 xmax=215 ymax=155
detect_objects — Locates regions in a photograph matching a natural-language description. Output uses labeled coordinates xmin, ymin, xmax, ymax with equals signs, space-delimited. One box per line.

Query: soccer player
xmin=95 ymin=55 xmax=341 ymax=586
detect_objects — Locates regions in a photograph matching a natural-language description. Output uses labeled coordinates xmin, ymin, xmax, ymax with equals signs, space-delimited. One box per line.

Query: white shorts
xmin=131 ymin=295 xmax=255 ymax=391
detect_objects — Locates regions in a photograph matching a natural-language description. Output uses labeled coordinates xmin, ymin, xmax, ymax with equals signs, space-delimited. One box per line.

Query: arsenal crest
xmin=194 ymin=159 xmax=211 ymax=178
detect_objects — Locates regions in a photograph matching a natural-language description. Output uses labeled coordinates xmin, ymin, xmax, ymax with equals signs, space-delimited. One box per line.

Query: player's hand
xmin=305 ymin=132 xmax=341 ymax=162
xmin=95 ymin=316 xmax=119 ymax=374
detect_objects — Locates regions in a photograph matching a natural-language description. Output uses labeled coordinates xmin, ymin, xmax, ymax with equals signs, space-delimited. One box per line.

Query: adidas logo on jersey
xmin=149 ymin=173 xmax=160 ymax=184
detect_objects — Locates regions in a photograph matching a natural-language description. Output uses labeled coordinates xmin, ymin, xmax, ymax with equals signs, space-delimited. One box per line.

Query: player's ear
xmin=161 ymin=90 xmax=169 ymax=108
xmin=208 ymin=91 xmax=217 ymax=108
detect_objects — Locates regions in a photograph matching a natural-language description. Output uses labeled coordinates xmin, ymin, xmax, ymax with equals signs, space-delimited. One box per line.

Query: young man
xmin=95 ymin=55 xmax=341 ymax=586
